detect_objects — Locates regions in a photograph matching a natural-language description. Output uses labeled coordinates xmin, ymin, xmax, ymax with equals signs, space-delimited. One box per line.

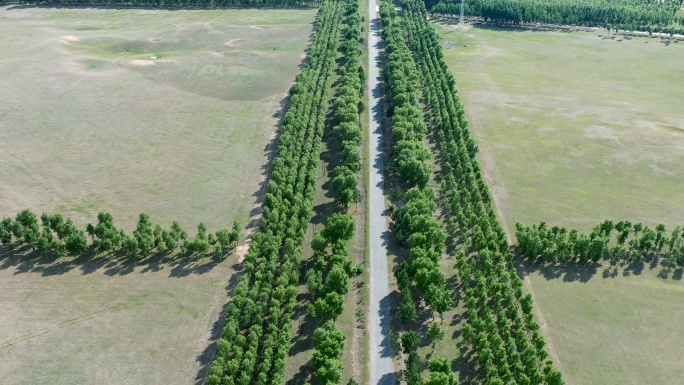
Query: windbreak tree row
xmin=399 ymin=0 xmax=564 ymax=384
xmin=330 ymin=0 xmax=365 ymax=209
xmin=379 ymin=2 xmax=453 ymax=381
xmin=516 ymin=221 xmax=684 ymax=267
xmin=0 ymin=209 xmax=239 ymax=258
xmin=428 ymin=0 xmax=681 ymax=33
xmin=205 ymin=1 xmax=344 ymax=384
xmin=380 ymin=2 xmax=452 ymax=321
xmin=308 ymin=0 xmax=364 ymax=382
xmin=1 ymin=0 xmax=321 ymax=8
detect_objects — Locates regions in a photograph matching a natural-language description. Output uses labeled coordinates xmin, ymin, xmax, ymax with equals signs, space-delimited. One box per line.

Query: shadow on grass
xmin=193 ymin=263 xmax=243 ymax=385
xmin=516 ymin=251 xmax=682 ymax=283
xmin=0 ymin=244 xmax=233 ymax=278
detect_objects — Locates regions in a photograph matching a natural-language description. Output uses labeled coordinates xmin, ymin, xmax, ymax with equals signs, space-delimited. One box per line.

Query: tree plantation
xmin=429 ymin=0 xmax=683 ymax=34
xmin=0 ymin=209 xmax=241 ymax=258
xmin=1 ymin=0 xmax=682 ymax=383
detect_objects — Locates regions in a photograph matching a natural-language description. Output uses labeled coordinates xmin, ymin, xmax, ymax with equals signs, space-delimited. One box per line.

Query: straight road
xmin=367 ymin=0 xmax=395 ymax=384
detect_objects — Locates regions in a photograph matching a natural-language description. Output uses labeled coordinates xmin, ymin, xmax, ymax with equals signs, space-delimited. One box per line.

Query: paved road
xmin=367 ymin=0 xmax=395 ymax=384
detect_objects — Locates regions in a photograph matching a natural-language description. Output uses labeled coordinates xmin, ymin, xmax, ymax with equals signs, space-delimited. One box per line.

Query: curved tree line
xmin=206 ymin=1 xmax=344 ymax=384
xmin=398 ymin=0 xmax=565 ymax=383
xmin=516 ymin=221 xmax=684 ymax=267
xmin=0 ymin=209 xmax=240 ymax=258
xmin=428 ymin=0 xmax=682 ymax=34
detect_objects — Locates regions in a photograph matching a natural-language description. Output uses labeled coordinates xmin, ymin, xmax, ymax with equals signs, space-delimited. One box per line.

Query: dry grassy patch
xmin=0 ymin=6 xmax=316 ymax=385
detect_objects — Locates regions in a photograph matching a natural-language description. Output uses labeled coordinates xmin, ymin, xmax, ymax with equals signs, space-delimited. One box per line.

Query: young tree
xmin=427 ymin=322 xmax=445 ymax=349
xmin=134 ymin=213 xmax=154 ymax=255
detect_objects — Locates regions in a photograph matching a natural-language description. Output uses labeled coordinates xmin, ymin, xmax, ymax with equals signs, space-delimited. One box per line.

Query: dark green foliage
xmin=207 ymin=2 xmax=347 ymax=383
xmin=134 ymin=213 xmax=154 ymax=255
xmin=394 ymin=0 xmax=565 ymax=382
xmin=516 ymin=221 xmax=684 ymax=267
xmin=312 ymin=321 xmax=346 ymax=385
xmin=425 ymin=357 xmax=460 ymax=385
xmin=4 ymin=0 xmax=323 ymax=7
xmin=429 ymin=0 xmax=682 ymax=35
xmin=0 ymin=210 xmax=226 ymax=259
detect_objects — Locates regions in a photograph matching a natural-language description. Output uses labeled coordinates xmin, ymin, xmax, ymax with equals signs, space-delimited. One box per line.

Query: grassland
xmin=0 ymin=6 xmax=316 ymax=385
xmin=435 ymin=21 xmax=684 ymax=385
xmin=0 ymin=6 xmax=316 ymax=231
xmin=436 ymin=22 xmax=684 ymax=234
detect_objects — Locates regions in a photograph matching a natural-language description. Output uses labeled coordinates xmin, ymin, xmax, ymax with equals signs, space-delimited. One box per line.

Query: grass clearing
xmin=436 ymin=21 xmax=684 ymax=385
xmin=0 ymin=6 xmax=316 ymax=385
xmin=436 ymin=22 xmax=684 ymax=234
xmin=0 ymin=6 xmax=316 ymax=231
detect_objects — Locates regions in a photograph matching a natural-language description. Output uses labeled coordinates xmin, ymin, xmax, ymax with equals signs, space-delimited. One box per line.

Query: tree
xmin=0 ymin=218 xmax=14 ymax=245
xmin=215 ymin=228 xmax=231 ymax=257
xmin=401 ymin=331 xmax=420 ymax=354
xmin=134 ymin=213 xmax=154 ymax=255
xmin=427 ymin=322 xmax=445 ymax=348
xmin=425 ymin=357 xmax=459 ymax=385
xmin=230 ymin=220 xmax=242 ymax=247
xmin=322 ymin=214 xmax=355 ymax=244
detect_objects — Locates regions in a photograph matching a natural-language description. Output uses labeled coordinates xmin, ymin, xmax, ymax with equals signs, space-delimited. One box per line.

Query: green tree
xmin=134 ymin=213 xmax=154 ymax=255
xmin=322 ymin=214 xmax=355 ymax=244
xmin=427 ymin=322 xmax=445 ymax=348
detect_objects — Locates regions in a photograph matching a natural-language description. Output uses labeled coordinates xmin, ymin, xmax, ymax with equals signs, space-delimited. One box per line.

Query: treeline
xmin=206 ymin=1 xmax=344 ymax=384
xmin=307 ymin=1 xmax=364 ymax=382
xmin=330 ymin=0 xmax=365 ymax=209
xmin=380 ymin=0 xmax=452 ymax=320
xmin=398 ymin=0 xmax=565 ymax=383
xmin=0 ymin=0 xmax=321 ymax=8
xmin=429 ymin=0 xmax=682 ymax=34
xmin=308 ymin=215 xmax=359 ymax=382
xmin=516 ymin=221 xmax=684 ymax=266
xmin=0 ymin=209 xmax=239 ymax=258
xmin=379 ymin=2 xmax=454 ymax=382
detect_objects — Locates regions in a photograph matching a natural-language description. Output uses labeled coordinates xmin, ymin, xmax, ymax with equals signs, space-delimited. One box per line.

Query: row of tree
xmin=206 ymin=1 xmax=345 ymax=384
xmin=516 ymin=221 xmax=684 ymax=266
xmin=398 ymin=0 xmax=564 ymax=383
xmin=380 ymin=6 xmax=432 ymax=189
xmin=400 ymin=328 xmax=457 ymax=385
xmin=381 ymin=0 xmax=452 ymax=321
xmin=330 ymin=0 xmax=364 ymax=209
xmin=379 ymin=3 xmax=457 ymax=382
xmin=306 ymin=2 xmax=365 ymax=382
xmin=427 ymin=0 xmax=681 ymax=33
xmin=0 ymin=209 xmax=240 ymax=258
xmin=307 ymin=215 xmax=359 ymax=382
xmin=0 ymin=0 xmax=322 ymax=8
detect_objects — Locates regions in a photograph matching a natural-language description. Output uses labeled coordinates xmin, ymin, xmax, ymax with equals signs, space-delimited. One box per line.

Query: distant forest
xmin=428 ymin=0 xmax=684 ymax=34
xmin=0 ymin=0 xmax=319 ymax=7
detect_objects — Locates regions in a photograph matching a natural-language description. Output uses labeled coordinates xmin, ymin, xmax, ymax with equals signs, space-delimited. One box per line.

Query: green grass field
xmin=436 ymin=22 xmax=684 ymax=234
xmin=435 ymin=21 xmax=684 ymax=385
xmin=0 ymin=6 xmax=316 ymax=231
xmin=0 ymin=6 xmax=315 ymax=385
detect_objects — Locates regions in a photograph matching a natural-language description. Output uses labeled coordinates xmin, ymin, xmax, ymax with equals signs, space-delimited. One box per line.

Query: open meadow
xmin=436 ymin=22 xmax=684 ymax=234
xmin=435 ymin=21 xmax=684 ymax=385
xmin=0 ymin=6 xmax=316 ymax=385
xmin=0 ymin=6 xmax=316 ymax=231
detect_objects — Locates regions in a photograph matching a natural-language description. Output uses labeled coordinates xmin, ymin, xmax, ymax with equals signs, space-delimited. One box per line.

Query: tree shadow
xmin=518 ymin=257 xmax=599 ymax=283
xmin=194 ymin=265 xmax=243 ymax=385
xmin=0 ymin=244 xmax=231 ymax=278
